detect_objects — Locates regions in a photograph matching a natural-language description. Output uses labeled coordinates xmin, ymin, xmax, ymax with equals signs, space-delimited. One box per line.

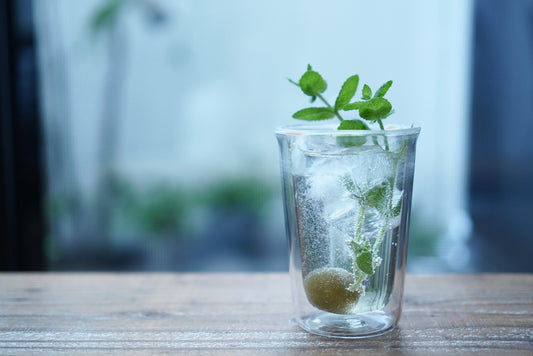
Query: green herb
xmin=362 ymin=84 xmax=372 ymax=100
xmin=356 ymin=251 xmax=374 ymax=275
xmin=289 ymin=65 xmax=404 ymax=299
xmin=289 ymin=64 xmax=394 ymax=135
xmin=341 ymin=172 xmax=402 ymax=294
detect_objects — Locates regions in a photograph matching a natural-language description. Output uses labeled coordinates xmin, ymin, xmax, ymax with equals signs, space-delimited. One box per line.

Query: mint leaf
xmin=350 ymin=239 xmax=371 ymax=255
xmin=374 ymin=80 xmax=393 ymax=98
xmin=362 ymin=84 xmax=372 ymax=100
xmin=392 ymin=195 xmax=403 ymax=217
xmin=365 ymin=180 xmax=391 ymax=214
xmin=342 ymin=101 xmax=363 ymax=111
xmin=292 ymin=107 xmax=335 ymax=121
xmin=299 ymin=68 xmax=327 ymax=97
xmin=335 ymin=75 xmax=359 ymax=110
xmin=340 ymin=175 xmax=357 ymax=196
xmin=359 ymin=97 xmax=392 ymax=121
xmin=288 ymin=67 xmax=400 ymax=297
xmin=337 ymin=120 xmax=368 ymax=130
xmin=337 ymin=136 xmax=367 ymax=147
xmin=356 ymin=251 xmax=373 ymax=275
xmin=383 ymin=109 xmax=395 ymax=118
xmin=289 ymin=66 xmax=396 ymax=153
xmin=336 ymin=120 xmax=369 ymax=147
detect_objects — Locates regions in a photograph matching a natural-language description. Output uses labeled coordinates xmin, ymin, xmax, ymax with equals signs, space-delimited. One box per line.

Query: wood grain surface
xmin=0 ymin=273 xmax=532 ymax=355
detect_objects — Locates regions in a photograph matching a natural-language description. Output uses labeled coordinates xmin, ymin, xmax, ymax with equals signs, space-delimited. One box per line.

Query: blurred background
xmin=1 ymin=0 xmax=532 ymax=272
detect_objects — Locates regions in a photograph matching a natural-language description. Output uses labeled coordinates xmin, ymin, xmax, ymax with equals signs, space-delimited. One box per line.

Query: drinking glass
xmin=276 ymin=124 xmax=420 ymax=338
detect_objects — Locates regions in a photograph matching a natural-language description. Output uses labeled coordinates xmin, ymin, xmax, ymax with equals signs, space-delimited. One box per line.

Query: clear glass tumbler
xmin=276 ymin=124 xmax=420 ymax=338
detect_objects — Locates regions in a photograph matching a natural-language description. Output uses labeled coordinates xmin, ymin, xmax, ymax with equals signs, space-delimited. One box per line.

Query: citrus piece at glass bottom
xmin=303 ymin=267 xmax=360 ymax=314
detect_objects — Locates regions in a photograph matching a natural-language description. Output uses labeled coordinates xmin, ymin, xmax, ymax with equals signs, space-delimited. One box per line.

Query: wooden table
xmin=0 ymin=273 xmax=531 ymax=354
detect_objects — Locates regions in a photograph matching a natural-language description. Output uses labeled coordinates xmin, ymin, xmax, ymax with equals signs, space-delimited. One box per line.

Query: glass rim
xmin=275 ymin=123 xmax=421 ymax=137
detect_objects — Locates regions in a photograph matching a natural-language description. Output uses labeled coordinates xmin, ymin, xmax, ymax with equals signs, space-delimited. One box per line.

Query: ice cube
xmin=328 ymin=201 xmax=358 ymax=238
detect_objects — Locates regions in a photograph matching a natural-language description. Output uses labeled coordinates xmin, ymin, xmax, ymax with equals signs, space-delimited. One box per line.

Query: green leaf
xmin=337 ymin=136 xmax=367 ymax=147
xmin=336 ymin=120 xmax=369 ymax=147
xmin=335 ymin=75 xmax=359 ymax=110
xmin=340 ymin=175 xmax=357 ymax=196
xmin=392 ymin=195 xmax=403 ymax=217
xmin=359 ymin=98 xmax=392 ymax=121
xmin=342 ymin=101 xmax=363 ymax=111
xmin=356 ymin=251 xmax=373 ymax=275
xmin=90 ymin=0 xmax=124 ymax=37
xmin=383 ymin=109 xmax=395 ymax=118
xmin=350 ymin=239 xmax=371 ymax=256
xmin=292 ymin=107 xmax=335 ymax=121
xmin=299 ymin=67 xmax=327 ymax=97
xmin=337 ymin=120 xmax=368 ymax=130
xmin=362 ymin=84 xmax=372 ymax=100
xmin=374 ymin=80 xmax=393 ymax=98
xmin=365 ymin=180 xmax=391 ymax=214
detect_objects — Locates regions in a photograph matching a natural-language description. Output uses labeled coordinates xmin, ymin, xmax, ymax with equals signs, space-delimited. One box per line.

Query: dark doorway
xmin=469 ymin=0 xmax=533 ymax=272
xmin=0 ymin=0 xmax=46 ymax=270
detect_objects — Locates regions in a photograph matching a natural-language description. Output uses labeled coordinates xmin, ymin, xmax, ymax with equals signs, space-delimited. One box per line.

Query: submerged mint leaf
xmin=350 ymin=239 xmax=371 ymax=255
xmin=337 ymin=136 xmax=367 ymax=147
xmin=362 ymin=84 xmax=372 ymax=100
xmin=336 ymin=120 xmax=368 ymax=147
xmin=337 ymin=120 xmax=368 ymax=130
xmin=392 ymin=195 xmax=403 ymax=217
xmin=374 ymin=80 xmax=393 ymax=98
xmin=335 ymin=75 xmax=359 ymax=110
xmin=358 ymin=97 xmax=392 ymax=121
xmin=356 ymin=251 xmax=373 ymax=275
xmin=299 ymin=67 xmax=327 ymax=97
xmin=340 ymin=174 xmax=357 ymax=196
xmin=292 ymin=107 xmax=335 ymax=121
xmin=365 ymin=180 xmax=391 ymax=214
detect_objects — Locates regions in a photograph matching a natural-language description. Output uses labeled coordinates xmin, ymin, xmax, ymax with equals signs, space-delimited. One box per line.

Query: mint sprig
xmin=289 ymin=65 xmax=404 ymax=299
xmin=342 ymin=172 xmax=403 ymax=295
xmin=289 ymin=65 xmax=394 ymax=133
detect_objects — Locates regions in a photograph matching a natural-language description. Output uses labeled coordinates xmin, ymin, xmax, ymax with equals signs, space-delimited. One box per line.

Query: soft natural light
xmin=35 ymin=0 xmax=473 ymax=271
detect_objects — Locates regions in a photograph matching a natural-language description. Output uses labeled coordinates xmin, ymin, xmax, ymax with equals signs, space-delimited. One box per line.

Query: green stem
xmin=352 ymin=270 xmax=367 ymax=294
xmin=377 ymin=118 xmax=390 ymax=151
xmin=316 ymin=93 xmax=344 ymax=121
xmin=348 ymin=204 xmax=366 ymax=293
xmin=354 ymin=204 xmax=365 ymax=238
xmin=373 ymin=150 xmax=401 ymax=255
xmin=373 ymin=217 xmax=388 ymax=256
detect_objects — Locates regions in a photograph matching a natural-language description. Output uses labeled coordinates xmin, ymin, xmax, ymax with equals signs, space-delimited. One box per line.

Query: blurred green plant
xmin=90 ymin=0 xmax=127 ymax=37
xmin=66 ymin=174 xmax=275 ymax=241
xmin=88 ymin=0 xmax=169 ymax=249
xmin=407 ymin=211 xmax=440 ymax=260
xmin=200 ymin=177 xmax=273 ymax=216
xmin=132 ymin=185 xmax=190 ymax=236
xmin=131 ymin=177 xmax=273 ymax=239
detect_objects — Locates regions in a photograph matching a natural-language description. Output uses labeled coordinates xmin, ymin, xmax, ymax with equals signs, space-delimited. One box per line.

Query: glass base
xmin=296 ymin=311 xmax=395 ymax=339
